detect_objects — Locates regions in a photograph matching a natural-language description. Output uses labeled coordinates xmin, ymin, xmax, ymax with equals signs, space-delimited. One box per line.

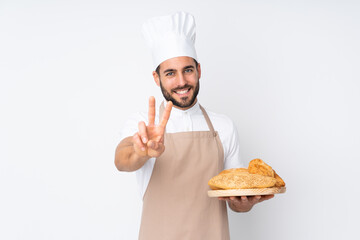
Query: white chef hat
xmin=142 ymin=11 xmax=198 ymax=70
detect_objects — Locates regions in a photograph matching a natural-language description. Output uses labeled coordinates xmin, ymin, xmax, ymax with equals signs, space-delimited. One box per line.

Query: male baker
xmin=115 ymin=11 xmax=273 ymax=239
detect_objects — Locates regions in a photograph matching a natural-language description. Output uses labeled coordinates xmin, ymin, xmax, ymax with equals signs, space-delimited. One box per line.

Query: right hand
xmin=133 ymin=96 xmax=173 ymax=158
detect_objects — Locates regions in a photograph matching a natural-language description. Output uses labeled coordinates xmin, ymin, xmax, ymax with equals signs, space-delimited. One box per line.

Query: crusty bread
xmin=209 ymin=185 xmax=223 ymax=190
xmin=208 ymin=172 xmax=276 ymax=190
xmin=219 ymin=168 xmax=248 ymax=175
xmin=208 ymin=159 xmax=285 ymax=190
xmin=274 ymin=170 xmax=286 ymax=187
xmin=209 ymin=168 xmax=248 ymax=189
xmin=248 ymin=158 xmax=275 ymax=177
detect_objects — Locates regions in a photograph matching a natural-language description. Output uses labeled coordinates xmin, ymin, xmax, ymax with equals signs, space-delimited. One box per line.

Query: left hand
xmin=219 ymin=195 xmax=274 ymax=212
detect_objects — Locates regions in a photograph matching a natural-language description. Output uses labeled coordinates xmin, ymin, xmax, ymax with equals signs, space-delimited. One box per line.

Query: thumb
xmin=147 ymin=140 xmax=165 ymax=157
xmin=147 ymin=140 xmax=159 ymax=150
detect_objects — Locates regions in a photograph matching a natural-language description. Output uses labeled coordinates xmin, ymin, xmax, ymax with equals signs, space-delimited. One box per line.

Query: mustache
xmin=171 ymin=84 xmax=192 ymax=92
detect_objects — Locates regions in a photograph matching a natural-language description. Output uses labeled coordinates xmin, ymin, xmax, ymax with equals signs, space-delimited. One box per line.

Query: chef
xmin=115 ymin=11 xmax=274 ymax=240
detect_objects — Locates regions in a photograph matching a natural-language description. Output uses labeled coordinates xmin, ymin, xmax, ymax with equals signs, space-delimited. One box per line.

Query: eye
xmin=184 ymin=68 xmax=193 ymax=73
xmin=165 ymin=72 xmax=174 ymax=76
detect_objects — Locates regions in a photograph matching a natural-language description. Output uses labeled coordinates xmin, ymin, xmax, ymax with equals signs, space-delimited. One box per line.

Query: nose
xmin=177 ymin=72 xmax=186 ymax=86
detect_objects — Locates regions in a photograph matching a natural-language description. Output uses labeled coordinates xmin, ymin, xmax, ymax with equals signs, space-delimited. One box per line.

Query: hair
xmin=155 ymin=58 xmax=199 ymax=76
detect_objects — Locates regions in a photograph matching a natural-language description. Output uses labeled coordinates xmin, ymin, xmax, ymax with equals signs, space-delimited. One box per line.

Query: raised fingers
xmin=148 ymin=96 xmax=156 ymax=126
xmin=138 ymin=121 xmax=148 ymax=144
xmin=133 ymin=133 xmax=146 ymax=152
xmin=159 ymin=101 xmax=173 ymax=128
xmin=147 ymin=140 xmax=165 ymax=157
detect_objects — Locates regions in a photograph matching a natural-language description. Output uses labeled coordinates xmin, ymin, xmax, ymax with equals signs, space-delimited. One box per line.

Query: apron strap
xmin=199 ymin=104 xmax=216 ymax=136
xmin=159 ymin=101 xmax=165 ymax=120
xmin=159 ymin=101 xmax=217 ymax=136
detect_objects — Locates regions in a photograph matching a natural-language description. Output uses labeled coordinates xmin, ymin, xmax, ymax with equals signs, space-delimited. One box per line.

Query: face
xmin=153 ymin=56 xmax=201 ymax=110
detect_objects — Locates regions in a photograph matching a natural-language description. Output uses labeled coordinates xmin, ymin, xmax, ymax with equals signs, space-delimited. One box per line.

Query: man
xmin=115 ymin=12 xmax=273 ymax=239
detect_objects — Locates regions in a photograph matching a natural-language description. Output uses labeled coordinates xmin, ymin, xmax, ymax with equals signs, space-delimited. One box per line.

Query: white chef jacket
xmin=119 ymin=100 xmax=244 ymax=199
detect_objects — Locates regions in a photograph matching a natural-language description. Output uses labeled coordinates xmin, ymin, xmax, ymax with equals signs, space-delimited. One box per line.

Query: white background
xmin=1 ymin=0 xmax=359 ymax=239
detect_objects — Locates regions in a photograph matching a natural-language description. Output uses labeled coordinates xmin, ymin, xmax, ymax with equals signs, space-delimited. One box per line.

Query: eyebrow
xmin=163 ymin=68 xmax=176 ymax=74
xmin=183 ymin=65 xmax=195 ymax=70
xmin=163 ymin=65 xmax=195 ymax=74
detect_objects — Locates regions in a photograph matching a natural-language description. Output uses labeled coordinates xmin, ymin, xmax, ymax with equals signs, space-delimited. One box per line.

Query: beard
xmin=160 ymin=79 xmax=200 ymax=109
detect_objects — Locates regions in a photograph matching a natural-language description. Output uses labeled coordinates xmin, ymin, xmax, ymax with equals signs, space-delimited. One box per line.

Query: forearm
xmin=114 ymin=136 xmax=150 ymax=172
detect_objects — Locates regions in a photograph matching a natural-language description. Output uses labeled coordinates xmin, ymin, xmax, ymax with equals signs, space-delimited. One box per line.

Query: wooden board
xmin=208 ymin=187 xmax=286 ymax=197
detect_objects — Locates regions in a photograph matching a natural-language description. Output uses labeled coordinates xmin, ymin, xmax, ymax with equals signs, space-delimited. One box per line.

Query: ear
xmin=152 ymin=71 xmax=160 ymax=86
xmin=197 ymin=63 xmax=202 ymax=79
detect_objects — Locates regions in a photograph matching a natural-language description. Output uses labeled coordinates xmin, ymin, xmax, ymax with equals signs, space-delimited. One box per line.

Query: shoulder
xmin=125 ymin=111 xmax=149 ymax=123
xmin=205 ymin=108 xmax=237 ymax=133
xmin=118 ymin=111 xmax=149 ymax=140
xmin=203 ymin=107 xmax=243 ymax=168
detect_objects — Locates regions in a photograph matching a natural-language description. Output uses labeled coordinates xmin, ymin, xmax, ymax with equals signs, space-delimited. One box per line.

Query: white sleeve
xmin=118 ymin=112 xmax=155 ymax=199
xmin=119 ymin=112 xmax=147 ymax=141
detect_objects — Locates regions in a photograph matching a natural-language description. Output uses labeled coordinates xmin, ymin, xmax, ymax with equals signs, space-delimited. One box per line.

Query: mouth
xmin=173 ymin=87 xmax=191 ymax=96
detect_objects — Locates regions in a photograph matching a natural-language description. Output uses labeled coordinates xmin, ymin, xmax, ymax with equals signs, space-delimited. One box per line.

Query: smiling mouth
xmin=173 ymin=87 xmax=191 ymax=95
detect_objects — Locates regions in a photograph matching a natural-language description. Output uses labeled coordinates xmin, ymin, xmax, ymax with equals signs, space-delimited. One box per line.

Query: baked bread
xmin=208 ymin=172 xmax=276 ymax=190
xmin=248 ymin=158 xmax=275 ymax=177
xmin=209 ymin=168 xmax=249 ymax=189
xmin=219 ymin=168 xmax=248 ymax=175
xmin=208 ymin=159 xmax=285 ymax=190
xmin=274 ymin=170 xmax=286 ymax=187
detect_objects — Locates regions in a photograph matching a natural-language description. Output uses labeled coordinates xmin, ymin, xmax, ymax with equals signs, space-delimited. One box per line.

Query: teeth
xmin=176 ymin=89 xmax=189 ymax=94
